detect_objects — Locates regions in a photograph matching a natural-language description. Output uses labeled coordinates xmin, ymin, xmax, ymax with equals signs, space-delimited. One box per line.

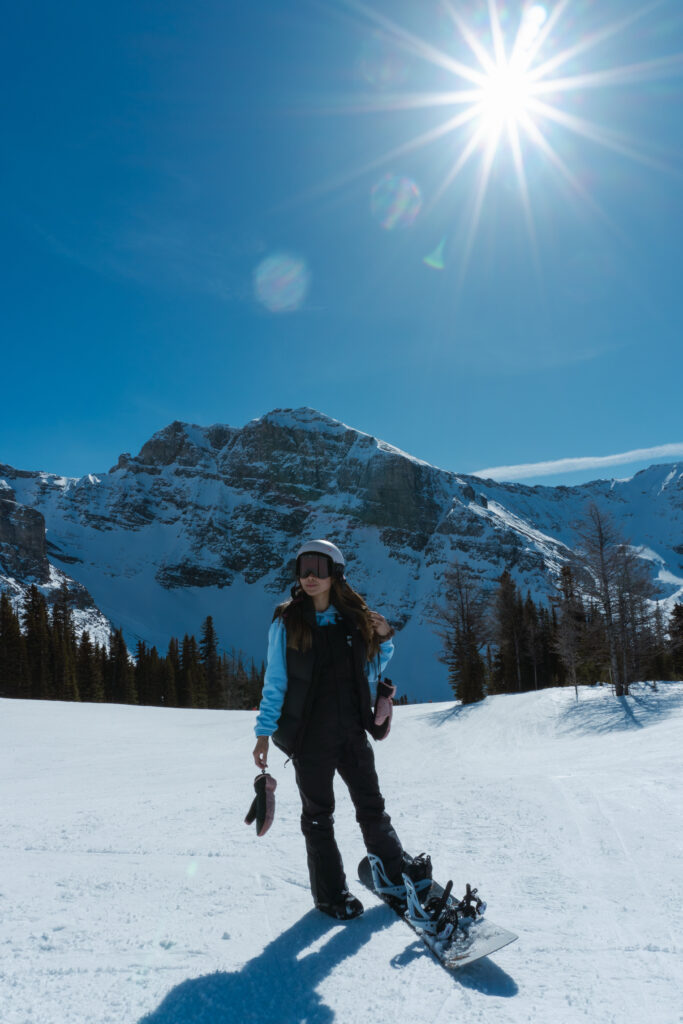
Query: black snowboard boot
xmin=399 ymin=852 xmax=432 ymax=887
xmin=316 ymin=890 xmax=364 ymax=920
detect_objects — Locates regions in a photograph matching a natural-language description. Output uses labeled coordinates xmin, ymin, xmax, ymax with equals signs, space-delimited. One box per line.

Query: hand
xmin=370 ymin=611 xmax=392 ymax=638
xmin=253 ymin=736 xmax=269 ymax=769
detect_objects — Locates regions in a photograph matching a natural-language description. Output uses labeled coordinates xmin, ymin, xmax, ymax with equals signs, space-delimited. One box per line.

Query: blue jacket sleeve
xmin=367 ymin=639 xmax=394 ymax=685
xmin=254 ymin=619 xmax=288 ymax=737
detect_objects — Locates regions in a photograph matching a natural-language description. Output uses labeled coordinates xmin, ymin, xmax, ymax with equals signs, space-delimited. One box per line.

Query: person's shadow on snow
xmin=138 ymin=904 xmax=391 ymax=1024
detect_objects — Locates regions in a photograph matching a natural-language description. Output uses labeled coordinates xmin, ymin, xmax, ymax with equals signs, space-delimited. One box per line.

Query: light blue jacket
xmin=254 ymin=605 xmax=394 ymax=736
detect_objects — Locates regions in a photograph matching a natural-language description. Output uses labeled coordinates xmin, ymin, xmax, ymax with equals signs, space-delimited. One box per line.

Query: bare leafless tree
xmin=571 ymin=503 xmax=657 ymax=696
xmin=614 ymin=544 xmax=656 ymax=686
xmin=571 ymin=503 xmax=626 ymax=695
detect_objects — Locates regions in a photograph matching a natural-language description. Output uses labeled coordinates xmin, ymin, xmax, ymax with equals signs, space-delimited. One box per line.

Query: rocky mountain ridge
xmin=1 ymin=408 xmax=682 ymax=699
xmin=0 ymin=481 xmax=113 ymax=645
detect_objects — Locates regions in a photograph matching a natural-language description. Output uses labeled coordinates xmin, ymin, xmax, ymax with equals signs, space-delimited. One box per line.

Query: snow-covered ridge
xmin=1 ymin=410 xmax=682 ymax=697
xmin=256 ymin=407 xmax=438 ymax=468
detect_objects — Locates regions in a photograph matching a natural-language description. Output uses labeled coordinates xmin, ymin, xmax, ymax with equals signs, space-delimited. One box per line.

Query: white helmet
xmin=295 ymin=539 xmax=345 ymax=579
xmin=296 ymin=539 xmax=345 ymax=565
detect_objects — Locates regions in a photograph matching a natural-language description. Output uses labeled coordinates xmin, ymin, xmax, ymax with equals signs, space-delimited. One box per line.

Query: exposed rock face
xmin=2 ymin=408 xmax=682 ymax=698
xmin=0 ymin=495 xmax=49 ymax=582
xmin=0 ymin=485 xmax=112 ymax=646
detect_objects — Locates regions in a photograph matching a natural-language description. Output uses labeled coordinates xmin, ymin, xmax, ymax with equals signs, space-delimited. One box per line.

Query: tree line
xmin=0 ymin=583 xmax=264 ymax=710
xmin=2 ymin=501 xmax=682 ymax=710
xmin=439 ymin=502 xmax=683 ymax=703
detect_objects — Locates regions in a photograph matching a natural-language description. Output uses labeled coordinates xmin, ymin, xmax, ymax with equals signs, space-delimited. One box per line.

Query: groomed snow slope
xmin=1 ymin=685 xmax=682 ymax=1024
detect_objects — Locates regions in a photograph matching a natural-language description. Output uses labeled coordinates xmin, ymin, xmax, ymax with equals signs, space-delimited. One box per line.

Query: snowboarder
xmin=252 ymin=539 xmax=430 ymax=920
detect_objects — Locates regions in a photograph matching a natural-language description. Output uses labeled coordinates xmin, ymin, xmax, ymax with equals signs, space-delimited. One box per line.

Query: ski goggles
xmin=296 ymin=552 xmax=334 ymax=579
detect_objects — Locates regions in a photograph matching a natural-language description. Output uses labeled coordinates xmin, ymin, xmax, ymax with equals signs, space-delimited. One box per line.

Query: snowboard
xmin=358 ymin=856 xmax=517 ymax=971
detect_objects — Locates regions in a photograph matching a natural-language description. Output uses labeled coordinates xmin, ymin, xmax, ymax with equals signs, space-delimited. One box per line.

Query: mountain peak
xmin=257 ymin=407 xmax=352 ymax=434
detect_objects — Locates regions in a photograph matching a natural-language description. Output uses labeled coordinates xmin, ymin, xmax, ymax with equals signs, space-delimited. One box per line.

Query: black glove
xmin=244 ymin=771 xmax=277 ymax=837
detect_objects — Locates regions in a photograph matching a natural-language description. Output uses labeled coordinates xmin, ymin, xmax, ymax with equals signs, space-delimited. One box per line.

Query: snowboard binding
xmin=367 ymin=852 xmax=432 ymax=906
xmin=404 ymin=877 xmax=487 ymax=944
xmin=456 ymin=883 xmax=486 ymax=921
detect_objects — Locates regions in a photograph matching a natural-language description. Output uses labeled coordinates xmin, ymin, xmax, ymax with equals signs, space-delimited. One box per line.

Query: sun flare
xmin=337 ymin=0 xmax=683 ymax=276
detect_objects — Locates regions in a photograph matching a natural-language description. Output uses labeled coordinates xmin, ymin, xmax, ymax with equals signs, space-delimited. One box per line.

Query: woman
xmin=252 ymin=538 xmax=430 ymax=920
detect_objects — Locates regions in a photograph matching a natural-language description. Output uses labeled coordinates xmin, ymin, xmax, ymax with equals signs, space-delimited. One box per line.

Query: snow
xmin=637 ymin=546 xmax=666 ymax=565
xmin=659 ymin=469 xmax=678 ymax=495
xmin=375 ymin=440 xmax=436 ymax=469
xmin=38 ymin=472 xmax=74 ymax=490
xmin=472 ymin=499 xmax=572 ymax=570
xmin=2 ymin=684 xmax=682 ymax=1024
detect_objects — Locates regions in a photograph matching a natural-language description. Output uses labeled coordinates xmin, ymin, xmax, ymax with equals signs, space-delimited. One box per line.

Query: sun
xmin=477 ymin=61 xmax=534 ymax=140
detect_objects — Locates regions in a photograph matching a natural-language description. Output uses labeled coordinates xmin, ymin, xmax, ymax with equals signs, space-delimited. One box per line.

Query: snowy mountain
xmin=2 ymin=683 xmax=682 ymax=1023
xmin=2 ymin=407 xmax=682 ymax=700
xmin=0 ymin=480 xmax=115 ymax=648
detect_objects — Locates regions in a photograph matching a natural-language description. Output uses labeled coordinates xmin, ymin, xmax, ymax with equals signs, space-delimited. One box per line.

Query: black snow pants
xmin=291 ymin=621 xmax=403 ymax=907
xmin=294 ymin=732 xmax=403 ymax=906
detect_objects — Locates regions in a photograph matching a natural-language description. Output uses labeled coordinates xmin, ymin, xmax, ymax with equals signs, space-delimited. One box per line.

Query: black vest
xmin=271 ymin=603 xmax=378 ymax=757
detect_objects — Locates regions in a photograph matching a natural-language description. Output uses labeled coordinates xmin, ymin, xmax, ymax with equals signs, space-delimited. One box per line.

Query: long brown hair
xmin=274 ymin=578 xmax=381 ymax=662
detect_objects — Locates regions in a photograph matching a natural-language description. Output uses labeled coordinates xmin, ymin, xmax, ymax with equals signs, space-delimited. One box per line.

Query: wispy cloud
xmin=23 ymin=207 xmax=252 ymax=305
xmin=473 ymin=443 xmax=683 ymax=482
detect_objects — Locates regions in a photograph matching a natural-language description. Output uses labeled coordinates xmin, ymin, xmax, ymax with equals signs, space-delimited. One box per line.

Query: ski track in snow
xmin=1 ymin=685 xmax=682 ymax=1024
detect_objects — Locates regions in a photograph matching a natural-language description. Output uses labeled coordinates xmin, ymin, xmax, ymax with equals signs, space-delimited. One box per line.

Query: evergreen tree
xmin=108 ymin=628 xmax=137 ymax=704
xmin=553 ymin=565 xmax=585 ymax=697
xmin=669 ymin=603 xmax=683 ymax=679
xmin=223 ymin=651 xmax=236 ymax=709
xmin=648 ymin=602 xmax=671 ymax=682
xmin=485 ymin=645 xmax=494 ymax=693
xmin=539 ymin=604 xmax=561 ymax=688
xmin=181 ymin=634 xmax=207 ymax=708
xmin=137 ymin=644 xmax=175 ymax=707
xmin=50 ymin=583 xmax=79 ymax=701
xmin=134 ymin=640 xmax=150 ymax=705
xmin=22 ymin=585 xmax=52 ymax=700
xmin=77 ymin=632 xmax=105 ymax=703
xmin=200 ymin=615 xmax=224 ymax=708
xmin=245 ymin=658 xmax=265 ymax=709
xmin=234 ymin=653 xmax=250 ymax=708
xmin=222 ymin=648 xmax=263 ymax=709
xmin=166 ymin=638 xmax=182 ymax=706
xmin=438 ymin=561 xmax=487 ymax=704
xmin=579 ymin=600 xmax=609 ymax=685
xmin=0 ymin=592 xmax=29 ymax=698
xmin=522 ymin=593 xmax=542 ymax=690
xmin=161 ymin=652 xmax=178 ymax=707
xmin=491 ymin=570 xmax=524 ymax=693
xmin=98 ymin=644 xmax=109 ymax=699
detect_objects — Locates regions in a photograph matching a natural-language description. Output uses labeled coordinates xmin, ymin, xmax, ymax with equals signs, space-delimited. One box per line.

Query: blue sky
xmin=2 ymin=0 xmax=683 ymax=486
